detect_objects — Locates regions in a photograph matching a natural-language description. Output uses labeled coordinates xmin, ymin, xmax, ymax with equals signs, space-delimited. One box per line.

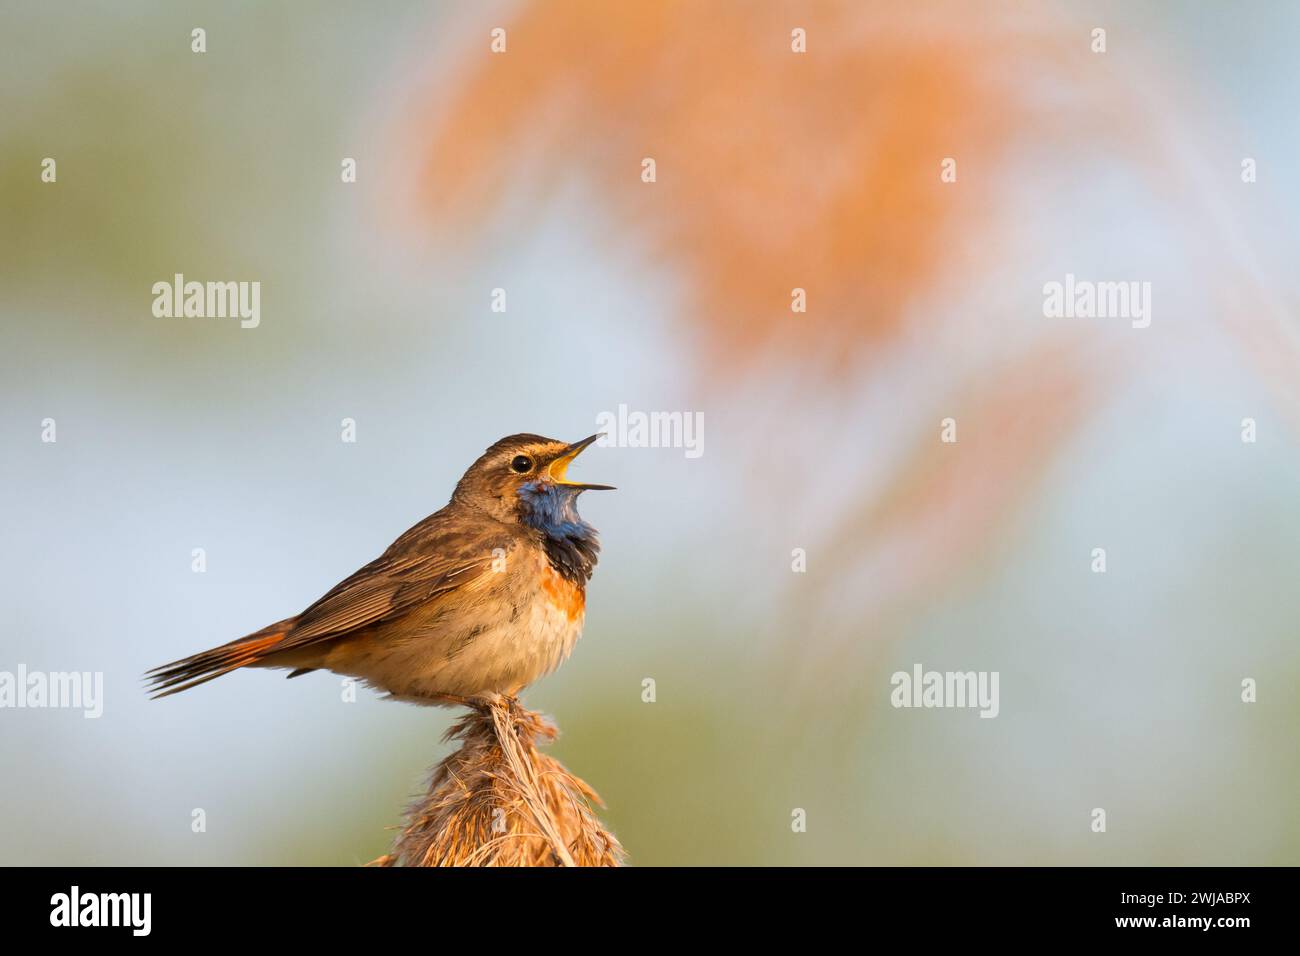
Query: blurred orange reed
xmin=409 ymin=0 xmax=1061 ymax=368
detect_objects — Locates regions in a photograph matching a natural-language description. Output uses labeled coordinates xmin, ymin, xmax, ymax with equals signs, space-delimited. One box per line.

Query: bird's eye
xmin=510 ymin=455 xmax=533 ymax=474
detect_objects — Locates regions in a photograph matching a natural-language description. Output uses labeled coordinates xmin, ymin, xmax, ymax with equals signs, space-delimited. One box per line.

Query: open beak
xmin=548 ymin=434 xmax=615 ymax=490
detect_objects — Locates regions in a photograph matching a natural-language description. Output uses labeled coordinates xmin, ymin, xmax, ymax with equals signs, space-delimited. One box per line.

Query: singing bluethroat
xmin=146 ymin=433 xmax=613 ymax=705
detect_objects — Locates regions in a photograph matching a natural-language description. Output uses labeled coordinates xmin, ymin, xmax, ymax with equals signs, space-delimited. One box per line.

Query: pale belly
xmin=317 ymin=562 xmax=587 ymax=701
xmin=414 ymin=594 xmax=584 ymax=698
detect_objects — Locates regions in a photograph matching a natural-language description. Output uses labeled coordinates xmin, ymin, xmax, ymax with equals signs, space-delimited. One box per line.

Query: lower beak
xmin=548 ymin=434 xmax=615 ymax=490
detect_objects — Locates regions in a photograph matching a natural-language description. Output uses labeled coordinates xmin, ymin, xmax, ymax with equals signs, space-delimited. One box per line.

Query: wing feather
xmin=276 ymin=509 xmax=515 ymax=650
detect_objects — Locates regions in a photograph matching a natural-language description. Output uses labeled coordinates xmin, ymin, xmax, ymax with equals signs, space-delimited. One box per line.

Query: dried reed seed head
xmin=377 ymin=698 xmax=624 ymax=867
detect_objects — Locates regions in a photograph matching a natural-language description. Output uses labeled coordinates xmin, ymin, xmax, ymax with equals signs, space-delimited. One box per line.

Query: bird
xmin=146 ymin=433 xmax=613 ymax=706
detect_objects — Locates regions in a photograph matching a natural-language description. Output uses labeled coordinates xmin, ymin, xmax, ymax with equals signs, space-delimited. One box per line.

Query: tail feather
xmin=145 ymin=621 xmax=293 ymax=699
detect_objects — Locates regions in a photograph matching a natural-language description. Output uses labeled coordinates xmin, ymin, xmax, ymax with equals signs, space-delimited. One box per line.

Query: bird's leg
xmin=432 ymin=691 xmax=477 ymax=708
xmin=468 ymin=691 xmax=528 ymax=729
xmin=473 ymin=691 xmax=517 ymax=712
xmin=389 ymin=690 xmax=477 ymax=708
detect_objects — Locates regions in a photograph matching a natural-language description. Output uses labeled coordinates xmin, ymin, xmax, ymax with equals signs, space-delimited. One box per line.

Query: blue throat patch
xmin=518 ymin=482 xmax=600 ymax=584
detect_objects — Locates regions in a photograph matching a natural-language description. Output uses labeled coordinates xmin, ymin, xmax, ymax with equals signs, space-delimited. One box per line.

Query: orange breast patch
xmin=541 ymin=566 xmax=586 ymax=621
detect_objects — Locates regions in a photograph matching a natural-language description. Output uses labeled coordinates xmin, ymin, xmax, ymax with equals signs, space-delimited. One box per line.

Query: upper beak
xmin=548 ymin=434 xmax=615 ymax=490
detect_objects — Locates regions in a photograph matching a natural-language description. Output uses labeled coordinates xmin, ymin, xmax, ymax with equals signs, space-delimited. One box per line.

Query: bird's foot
xmin=472 ymin=691 xmax=521 ymax=715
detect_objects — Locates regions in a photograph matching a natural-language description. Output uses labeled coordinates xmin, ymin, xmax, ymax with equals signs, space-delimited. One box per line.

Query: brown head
xmin=453 ymin=433 xmax=612 ymax=584
xmin=451 ymin=433 xmax=613 ymax=525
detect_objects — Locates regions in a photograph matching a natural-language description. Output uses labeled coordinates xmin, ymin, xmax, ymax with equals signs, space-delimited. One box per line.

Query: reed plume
xmin=370 ymin=696 xmax=623 ymax=867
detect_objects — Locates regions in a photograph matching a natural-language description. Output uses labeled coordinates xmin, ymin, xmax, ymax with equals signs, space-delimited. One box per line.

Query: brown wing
xmin=275 ymin=509 xmax=515 ymax=651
